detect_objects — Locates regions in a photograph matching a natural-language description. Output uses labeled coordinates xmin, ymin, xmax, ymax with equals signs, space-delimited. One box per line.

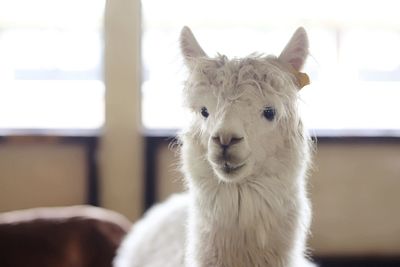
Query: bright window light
xmin=0 ymin=0 xmax=105 ymax=131
xmin=142 ymin=0 xmax=400 ymax=136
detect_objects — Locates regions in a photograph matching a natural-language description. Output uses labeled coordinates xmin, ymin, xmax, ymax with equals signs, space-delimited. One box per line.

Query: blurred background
xmin=0 ymin=0 xmax=399 ymax=266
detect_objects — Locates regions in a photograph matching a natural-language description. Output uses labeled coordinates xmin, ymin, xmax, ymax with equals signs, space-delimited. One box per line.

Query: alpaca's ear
xmin=279 ymin=27 xmax=309 ymax=71
xmin=180 ymin=26 xmax=207 ymax=66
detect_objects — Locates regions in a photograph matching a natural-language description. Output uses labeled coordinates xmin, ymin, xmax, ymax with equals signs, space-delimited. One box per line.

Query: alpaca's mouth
xmin=221 ymin=162 xmax=245 ymax=174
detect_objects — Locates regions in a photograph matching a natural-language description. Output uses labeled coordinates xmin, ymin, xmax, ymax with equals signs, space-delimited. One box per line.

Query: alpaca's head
xmin=180 ymin=27 xmax=310 ymax=184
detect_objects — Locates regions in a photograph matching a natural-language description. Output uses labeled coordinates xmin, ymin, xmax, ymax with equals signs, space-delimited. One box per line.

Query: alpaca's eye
xmin=200 ymin=107 xmax=209 ymax=118
xmin=263 ymin=107 xmax=276 ymax=121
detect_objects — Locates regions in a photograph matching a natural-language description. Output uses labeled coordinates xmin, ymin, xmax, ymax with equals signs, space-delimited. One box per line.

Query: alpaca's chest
xmin=190 ymin=194 xmax=300 ymax=267
xmin=196 ymin=182 xmax=300 ymax=233
xmin=192 ymin=221 xmax=295 ymax=267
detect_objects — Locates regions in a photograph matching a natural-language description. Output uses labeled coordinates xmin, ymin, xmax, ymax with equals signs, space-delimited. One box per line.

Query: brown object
xmin=0 ymin=206 xmax=132 ymax=267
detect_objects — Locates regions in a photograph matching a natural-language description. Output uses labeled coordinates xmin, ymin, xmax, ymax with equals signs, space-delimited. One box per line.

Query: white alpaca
xmin=114 ymin=26 xmax=315 ymax=267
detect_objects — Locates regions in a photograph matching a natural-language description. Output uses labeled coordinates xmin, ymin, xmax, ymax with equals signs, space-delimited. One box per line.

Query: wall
xmin=310 ymin=141 xmax=400 ymax=256
xmin=0 ymin=141 xmax=86 ymax=212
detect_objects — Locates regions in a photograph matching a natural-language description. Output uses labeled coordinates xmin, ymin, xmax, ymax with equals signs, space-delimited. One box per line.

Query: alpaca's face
xmin=180 ymin=27 xmax=309 ymax=184
xmin=183 ymin=57 xmax=301 ymax=183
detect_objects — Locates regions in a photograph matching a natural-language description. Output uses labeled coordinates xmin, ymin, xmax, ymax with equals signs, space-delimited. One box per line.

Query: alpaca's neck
xmin=187 ymin=174 xmax=306 ymax=267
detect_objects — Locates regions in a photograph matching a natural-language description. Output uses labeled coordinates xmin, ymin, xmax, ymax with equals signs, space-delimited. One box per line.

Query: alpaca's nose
xmin=212 ymin=134 xmax=244 ymax=149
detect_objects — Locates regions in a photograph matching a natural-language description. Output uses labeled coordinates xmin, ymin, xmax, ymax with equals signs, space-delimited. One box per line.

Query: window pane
xmin=0 ymin=0 xmax=105 ymax=130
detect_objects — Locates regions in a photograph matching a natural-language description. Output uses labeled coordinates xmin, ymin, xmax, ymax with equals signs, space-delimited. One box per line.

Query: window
xmin=142 ymin=0 xmax=400 ymax=136
xmin=0 ymin=0 xmax=105 ymax=131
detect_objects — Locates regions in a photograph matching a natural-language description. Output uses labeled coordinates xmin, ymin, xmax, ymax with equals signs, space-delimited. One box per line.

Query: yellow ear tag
xmin=295 ymin=71 xmax=310 ymax=89
xmin=288 ymin=66 xmax=310 ymax=89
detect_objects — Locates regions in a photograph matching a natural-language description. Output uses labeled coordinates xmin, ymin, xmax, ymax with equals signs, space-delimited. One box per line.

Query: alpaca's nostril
xmin=230 ymin=137 xmax=244 ymax=145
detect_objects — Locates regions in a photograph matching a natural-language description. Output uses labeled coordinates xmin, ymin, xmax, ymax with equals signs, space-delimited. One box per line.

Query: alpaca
xmin=114 ymin=26 xmax=315 ymax=267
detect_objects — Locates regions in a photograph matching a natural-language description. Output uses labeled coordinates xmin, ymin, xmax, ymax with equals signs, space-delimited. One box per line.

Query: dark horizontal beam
xmin=313 ymin=256 xmax=400 ymax=267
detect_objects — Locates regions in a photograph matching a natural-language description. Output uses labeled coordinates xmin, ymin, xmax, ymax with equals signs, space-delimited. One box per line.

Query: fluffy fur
xmin=114 ymin=27 xmax=315 ymax=267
